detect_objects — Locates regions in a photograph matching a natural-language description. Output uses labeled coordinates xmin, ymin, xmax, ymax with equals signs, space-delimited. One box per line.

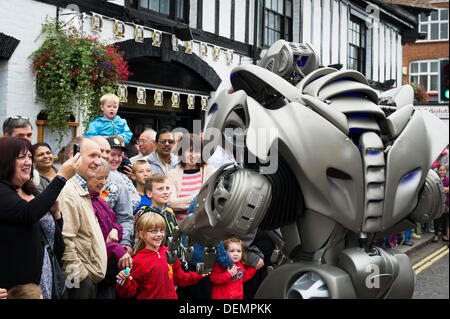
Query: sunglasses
xmin=158 ymin=139 xmax=175 ymax=144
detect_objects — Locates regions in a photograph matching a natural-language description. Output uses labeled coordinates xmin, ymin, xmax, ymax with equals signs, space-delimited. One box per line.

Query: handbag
xmin=40 ymin=225 xmax=66 ymax=299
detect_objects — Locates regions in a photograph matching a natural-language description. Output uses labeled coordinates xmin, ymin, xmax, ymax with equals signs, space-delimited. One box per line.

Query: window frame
xmin=133 ymin=0 xmax=188 ymax=23
xmin=347 ymin=14 xmax=367 ymax=75
xmin=417 ymin=8 xmax=449 ymax=42
xmin=263 ymin=0 xmax=293 ymax=47
xmin=409 ymin=60 xmax=440 ymax=93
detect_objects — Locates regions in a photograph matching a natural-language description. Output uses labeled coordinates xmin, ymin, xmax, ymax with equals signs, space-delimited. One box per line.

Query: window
xmin=418 ymin=8 xmax=448 ymax=41
xmin=410 ymin=60 xmax=439 ymax=93
xmin=348 ymin=15 xmax=367 ymax=75
xmin=264 ymin=0 xmax=293 ymax=46
xmin=135 ymin=0 xmax=186 ymax=20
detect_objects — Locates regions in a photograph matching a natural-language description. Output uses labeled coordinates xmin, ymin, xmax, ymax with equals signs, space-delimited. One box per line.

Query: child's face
xmin=101 ymin=100 xmax=119 ymax=120
xmin=132 ymin=163 xmax=151 ymax=186
xmin=146 ymin=181 xmax=170 ymax=206
xmin=438 ymin=166 xmax=447 ymax=178
xmin=140 ymin=228 xmax=165 ymax=251
xmin=87 ymin=168 xmax=108 ymax=193
xmin=226 ymin=242 xmax=242 ymax=264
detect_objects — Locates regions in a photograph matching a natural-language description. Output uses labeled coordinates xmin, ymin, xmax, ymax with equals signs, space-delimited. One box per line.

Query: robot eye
xmin=298 ymin=56 xmax=308 ymax=67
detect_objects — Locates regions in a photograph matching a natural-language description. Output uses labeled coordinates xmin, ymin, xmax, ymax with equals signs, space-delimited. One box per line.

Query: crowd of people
xmin=0 ymin=93 xmax=272 ymax=300
xmin=373 ymin=146 xmax=449 ymax=250
xmin=0 ymin=92 xmax=448 ymax=300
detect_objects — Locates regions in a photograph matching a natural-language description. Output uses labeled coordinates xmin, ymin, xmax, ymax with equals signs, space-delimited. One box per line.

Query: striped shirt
xmin=175 ymin=169 xmax=202 ymax=221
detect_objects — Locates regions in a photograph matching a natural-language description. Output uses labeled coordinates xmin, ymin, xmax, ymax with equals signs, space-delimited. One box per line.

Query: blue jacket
xmin=85 ymin=115 xmax=133 ymax=144
xmin=182 ymin=195 xmax=233 ymax=269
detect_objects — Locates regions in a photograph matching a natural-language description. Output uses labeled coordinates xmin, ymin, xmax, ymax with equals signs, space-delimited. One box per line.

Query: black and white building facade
xmin=0 ymin=0 xmax=424 ymax=150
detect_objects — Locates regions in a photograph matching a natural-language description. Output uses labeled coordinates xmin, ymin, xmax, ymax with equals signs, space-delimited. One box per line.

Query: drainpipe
xmin=253 ymin=0 xmax=259 ymax=65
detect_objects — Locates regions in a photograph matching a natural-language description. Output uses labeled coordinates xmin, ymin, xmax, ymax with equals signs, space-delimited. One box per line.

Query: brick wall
xmin=402 ymin=2 xmax=449 ymax=87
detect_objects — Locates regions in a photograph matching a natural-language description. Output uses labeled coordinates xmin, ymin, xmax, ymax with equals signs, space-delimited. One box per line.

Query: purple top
xmin=89 ymin=190 xmax=127 ymax=261
xmin=442 ymin=176 xmax=449 ymax=207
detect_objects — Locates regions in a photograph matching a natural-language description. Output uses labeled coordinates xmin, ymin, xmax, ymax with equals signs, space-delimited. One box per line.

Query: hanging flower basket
xmin=409 ymin=82 xmax=429 ymax=105
xmin=29 ymin=17 xmax=132 ymax=139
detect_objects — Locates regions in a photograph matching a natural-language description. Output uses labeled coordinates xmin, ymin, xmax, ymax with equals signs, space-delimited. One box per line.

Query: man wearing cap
xmin=102 ymin=137 xmax=139 ymax=254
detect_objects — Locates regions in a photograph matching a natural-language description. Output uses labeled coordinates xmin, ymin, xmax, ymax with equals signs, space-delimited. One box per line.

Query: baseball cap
xmin=106 ymin=136 xmax=127 ymax=151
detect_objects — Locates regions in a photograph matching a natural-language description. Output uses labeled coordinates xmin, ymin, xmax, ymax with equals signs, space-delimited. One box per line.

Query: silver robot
xmin=177 ymin=40 xmax=449 ymax=299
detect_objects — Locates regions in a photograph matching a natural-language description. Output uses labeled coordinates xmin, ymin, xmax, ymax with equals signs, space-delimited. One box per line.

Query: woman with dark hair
xmin=167 ymin=133 xmax=215 ymax=222
xmin=32 ymin=142 xmax=58 ymax=194
xmin=0 ymin=137 xmax=79 ymax=298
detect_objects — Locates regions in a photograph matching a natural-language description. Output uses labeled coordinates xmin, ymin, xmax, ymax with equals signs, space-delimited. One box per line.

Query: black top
xmin=0 ymin=176 xmax=66 ymax=290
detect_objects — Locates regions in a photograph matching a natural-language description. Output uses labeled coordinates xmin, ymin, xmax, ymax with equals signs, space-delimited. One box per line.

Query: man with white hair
xmin=130 ymin=129 xmax=156 ymax=164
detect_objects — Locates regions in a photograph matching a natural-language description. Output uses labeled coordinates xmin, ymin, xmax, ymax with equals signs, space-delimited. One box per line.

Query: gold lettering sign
xmin=152 ymin=30 xmax=162 ymax=47
xmin=187 ymin=94 xmax=195 ymax=109
xmin=213 ymin=46 xmax=220 ymax=61
xmin=114 ymin=20 xmax=125 ymax=38
xmin=200 ymin=42 xmax=208 ymax=56
xmin=172 ymin=35 xmax=179 ymax=51
xmin=91 ymin=13 xmax=103 ymax=32
xmin=137 ymin=87 xmax=146 ymax=104
xmin=135 ymin=25 xmax=144 ymax=43
xmin=201 ymin=96 xmax=208 ymax=111
xmin=154 ymin=90 xmax=163 ymax=106
xmin=185 ymin=40 xmax=193 ymax=54
xmin=171 ymin=92 xmax=180 ymax=108
xmin=117 ymin=85 xmax=128 ymax=103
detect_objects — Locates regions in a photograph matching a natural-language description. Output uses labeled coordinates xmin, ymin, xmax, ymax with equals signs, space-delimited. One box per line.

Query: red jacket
xmin=210 ymin=261 xmax=257 ymax=299
xmin=116 ymin=246 xmax=203 ymax=299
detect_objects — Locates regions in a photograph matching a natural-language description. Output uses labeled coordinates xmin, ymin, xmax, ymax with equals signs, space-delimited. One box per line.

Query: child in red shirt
xmin=116 ymin=212 xmax=206 ymax=299
xmin=210 ymin=238 xmax=257 ymax=299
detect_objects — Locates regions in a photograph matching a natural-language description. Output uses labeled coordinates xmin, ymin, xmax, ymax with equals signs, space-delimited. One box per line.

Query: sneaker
xmin=403 ymin=241 xmax=414 ymax=246
xmin=428 ymin=228 xmax=435 ymax=233
xmin=411 ymin=233 xmax=422 ymax=240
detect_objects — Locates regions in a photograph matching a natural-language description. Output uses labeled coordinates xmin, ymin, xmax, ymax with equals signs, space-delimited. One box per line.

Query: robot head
xmin=259 ymin=40 xmax=319 ymax=81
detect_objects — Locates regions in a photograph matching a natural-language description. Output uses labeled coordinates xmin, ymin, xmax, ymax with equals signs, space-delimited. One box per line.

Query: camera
xmin=117 ymin=157 xmax=131 ymax=173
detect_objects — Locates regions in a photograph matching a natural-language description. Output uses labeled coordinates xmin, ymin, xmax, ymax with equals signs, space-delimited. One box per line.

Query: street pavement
xmin=387 ymin=232 xmax=439 ymax=255
xmin=385 ymin=232 xmax=449 ymax=299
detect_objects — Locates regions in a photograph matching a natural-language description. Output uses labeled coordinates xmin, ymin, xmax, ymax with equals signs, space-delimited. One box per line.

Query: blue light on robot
xmin=299 ymin=56 xmax=308 ymax=67
xmin=399 ymin=170 xmax=419 ymax=184
xmin=366 ymin=150 xmax=380 ymax=156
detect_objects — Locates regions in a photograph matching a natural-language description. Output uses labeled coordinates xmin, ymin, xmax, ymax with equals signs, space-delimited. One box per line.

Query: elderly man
xmin=58 ymin=138 xmax=107 ymax=299
xmin=130 ymin=129 xmax=156 ymax=164
xmin=91 ymin=135 xmax=112 ymax=162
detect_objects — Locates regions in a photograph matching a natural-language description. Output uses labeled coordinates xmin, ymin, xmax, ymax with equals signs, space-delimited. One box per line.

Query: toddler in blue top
xmin=85 ymin=93 xmax=133 ymax=144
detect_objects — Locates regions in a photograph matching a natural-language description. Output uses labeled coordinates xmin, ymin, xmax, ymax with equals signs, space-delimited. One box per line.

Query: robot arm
xmin=179 ymin=164 xmax=272 ymax=248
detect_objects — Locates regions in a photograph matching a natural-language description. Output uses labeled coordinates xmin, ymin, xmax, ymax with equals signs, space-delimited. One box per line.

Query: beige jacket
xmin=58 ymin=178 xmax=107 ymax=284
xmin=167 ymin=164 xmax=215 ymax=211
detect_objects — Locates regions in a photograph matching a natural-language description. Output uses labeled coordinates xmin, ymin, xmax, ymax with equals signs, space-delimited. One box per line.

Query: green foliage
xmin=29 ymin=17 xmax=131 ymax=140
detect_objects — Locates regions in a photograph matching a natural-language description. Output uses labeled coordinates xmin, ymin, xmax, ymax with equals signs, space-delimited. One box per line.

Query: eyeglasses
xmin=158 ymin=139 xmax=175 ymax=144
xmin=137 ymin=139 xmax=148 ymax=144
xmin=147 ymin=229 xmax=165 ymax=235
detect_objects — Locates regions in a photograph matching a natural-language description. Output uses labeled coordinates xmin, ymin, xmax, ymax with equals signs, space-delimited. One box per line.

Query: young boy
xmin=131 ymin=160 xmax=152 ymax=197
xmin=134 ymin=174 xmax=178 ymax=247
xmin=85 ymin=93 xmax=133 ymax=144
